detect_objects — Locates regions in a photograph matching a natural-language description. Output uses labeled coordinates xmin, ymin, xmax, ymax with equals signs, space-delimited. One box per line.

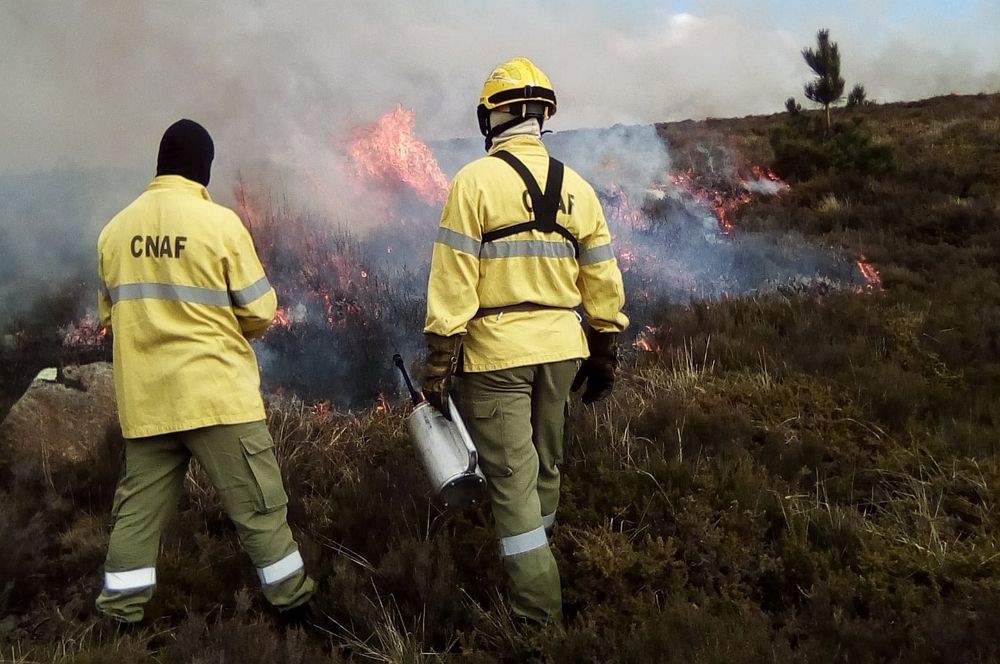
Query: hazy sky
xmin=0 ymin=0 xmax=996 ymax=319
xmin=1 ymin=0 xmax=997 ymax=176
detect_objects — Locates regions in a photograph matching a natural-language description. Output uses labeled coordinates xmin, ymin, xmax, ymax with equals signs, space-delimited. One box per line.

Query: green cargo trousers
xmin=95 ymin=420 xmax=315 ymax=623
xmin=456 ymin=359 xmax=579 ymax=624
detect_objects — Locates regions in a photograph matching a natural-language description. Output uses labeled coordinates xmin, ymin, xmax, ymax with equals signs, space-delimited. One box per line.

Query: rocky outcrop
xmin=0 ymin=363 xmax=120 ymax=486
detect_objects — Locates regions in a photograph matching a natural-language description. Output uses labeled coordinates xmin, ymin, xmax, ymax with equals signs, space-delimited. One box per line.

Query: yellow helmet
xmin=477 ymin=57 xmax=557 ymax=139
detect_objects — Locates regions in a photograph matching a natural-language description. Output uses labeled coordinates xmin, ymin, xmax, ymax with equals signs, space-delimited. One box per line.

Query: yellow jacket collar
xmin=147 ymin=175 xmax=213 ymax=201
xmin=488 ymin=134 xmax=546 ymax=156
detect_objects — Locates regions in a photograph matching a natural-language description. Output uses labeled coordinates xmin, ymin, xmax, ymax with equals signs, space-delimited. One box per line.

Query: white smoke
xmin=1 ymin=1 xmax=996 ymax=176
xmin=0 ymin=0 xmax=996 ymax=318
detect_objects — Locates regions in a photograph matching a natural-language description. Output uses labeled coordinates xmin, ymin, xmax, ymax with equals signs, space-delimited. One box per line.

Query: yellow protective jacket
xmin=425 ymin=135 xmax=628 ymax=372
xmin=97 ymin=175 xmax=276 ymax=438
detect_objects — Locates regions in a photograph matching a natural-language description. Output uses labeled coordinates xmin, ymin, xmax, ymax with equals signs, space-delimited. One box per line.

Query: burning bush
xmin=41 ymin=105 xmax=885 ymax=415
xmin=216 ymin=108 xmax=884 ymax=408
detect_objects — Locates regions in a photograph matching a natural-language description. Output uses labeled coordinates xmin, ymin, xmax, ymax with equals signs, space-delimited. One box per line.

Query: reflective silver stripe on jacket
xmin=257 ymin=549 xmax=304 ymax=585
xmin=436 ymin=227 xmax=482 ymax=255
xmin=500 ymin=525 xmax=549 ymax=557
xmin=230 ymin=276 xmax=272 ymax=306
xmin=437 ymin=226 xmax=583 ymax=261
xmin=107 ymin=277 xmax=271 ymax=307
xmin=579 ymin=243 xmax=615 ymax=266
xmin=104 ymin=567 xmax=156 ymax=592
xmin=481 ymin=240 xmax=575 ymax=260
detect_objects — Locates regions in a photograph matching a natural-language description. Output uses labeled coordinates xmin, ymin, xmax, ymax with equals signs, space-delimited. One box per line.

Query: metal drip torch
xmin=393 ymin=354 xmax=486 ymax=507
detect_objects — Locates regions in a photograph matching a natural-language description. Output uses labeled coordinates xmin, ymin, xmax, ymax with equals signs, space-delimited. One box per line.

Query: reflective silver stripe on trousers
xmin=257 ymin=550 xmax=304 ymax=585
xmin=436 ymin=227 xmax=482 ymax=255
xmin=579 ymin=243 xmax=615 ymax=266
xmin=230 ymin=276 xmax=272 ymax=306
xmin=107 ymin=277 xmax=272 ymax=308
xmin=542 ymin=511 xmax=557 ymax=530
xmin=481 ymin=240 xmax=575 ymax=260
xmin=104 ymin=567 xmax=156 ymax=592
xmin=500 ymin=525 xmax=549 ymax=557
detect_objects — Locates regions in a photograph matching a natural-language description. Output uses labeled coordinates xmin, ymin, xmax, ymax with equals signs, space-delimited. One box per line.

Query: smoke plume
xmin=1 ymin=0 xmax=995 ymax=320
xmin=2 ymin=1 xmax=996 ymax=170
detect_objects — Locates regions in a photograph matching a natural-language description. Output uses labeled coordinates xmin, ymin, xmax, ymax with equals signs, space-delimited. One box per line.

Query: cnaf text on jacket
xmin=130 ymin=235 xmax=188 ymax=259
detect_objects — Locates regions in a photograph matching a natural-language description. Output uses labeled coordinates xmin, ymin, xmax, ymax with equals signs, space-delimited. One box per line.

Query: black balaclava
xmin=156 ymin=119 xmax=215 ymax=186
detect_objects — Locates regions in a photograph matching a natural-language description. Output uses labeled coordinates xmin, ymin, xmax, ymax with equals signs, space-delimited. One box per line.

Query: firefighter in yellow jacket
xmin=423 ymin=58 xmax=628 ymax=624
xmin=95 ymin=119 xmax=314 ymax=623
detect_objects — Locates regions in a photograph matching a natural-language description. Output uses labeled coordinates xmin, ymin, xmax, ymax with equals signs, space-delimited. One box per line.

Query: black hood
xmin=156 ymin=119 xmax=214 ymax=186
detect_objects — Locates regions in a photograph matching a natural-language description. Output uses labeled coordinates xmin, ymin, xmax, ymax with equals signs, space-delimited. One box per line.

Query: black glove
xmin=421 ymin=333 xmax=462 ymax=415
xmin=572 ymin=329 xmax=618 ymax=404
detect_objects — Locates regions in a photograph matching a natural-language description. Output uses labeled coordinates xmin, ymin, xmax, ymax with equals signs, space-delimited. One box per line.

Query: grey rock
xmin=0 ymin=362 xmax=119 ymax=486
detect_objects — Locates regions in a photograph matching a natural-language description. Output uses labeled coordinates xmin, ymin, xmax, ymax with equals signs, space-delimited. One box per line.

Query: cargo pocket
xmin=471 ymin=399 xmax=513 ymax=478
xmin=239 ymin=430 xmax=289 ymax=513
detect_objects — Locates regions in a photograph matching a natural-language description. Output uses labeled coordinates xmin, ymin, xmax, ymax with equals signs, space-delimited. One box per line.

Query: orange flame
xmin=310 ymin=400 xmax=332 ymax=419
xmin=667 ymin=165 xmax=788 ymax=235
xmin=348 ymin=105 xmax=450 ymax=205
xmin=633 ymin=325 xmax=661 ymax=353
xmin=746 ymin=165 xmax=788 ymax=187
xmin=269 ymin=306 xmax=292 ymax=331
xmin=606 ymin=185 xmax=645 ymax=228
xmin=856 ymin=256 xmax=883 ymax=291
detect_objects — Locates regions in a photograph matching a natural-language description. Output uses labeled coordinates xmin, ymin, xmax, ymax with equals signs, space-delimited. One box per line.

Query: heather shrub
xmin=163 ymin=609 xmax=335 ymax=664
xmin=771 ymin=116 xmax=895 ymax=180
xmin=3 ymin=93 xmax=1000 ymax=661
xmin=0 ymin=495 xmax=49 ymax=615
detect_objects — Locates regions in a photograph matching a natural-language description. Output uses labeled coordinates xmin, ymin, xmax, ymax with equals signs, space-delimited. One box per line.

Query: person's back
xmin=99 ymin=173 xmax=274 ymax=438
xmin=95 ymin=119 xmax=314 ymax=625
xmin=422 ymin=58 xmax=628 ymax=625
xmin=429 ymin=134 xmax=623 ymax=373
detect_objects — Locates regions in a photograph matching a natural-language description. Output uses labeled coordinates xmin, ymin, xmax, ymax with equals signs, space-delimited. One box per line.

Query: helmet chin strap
xmin=484 ymin=116 xmax=544 ymax=151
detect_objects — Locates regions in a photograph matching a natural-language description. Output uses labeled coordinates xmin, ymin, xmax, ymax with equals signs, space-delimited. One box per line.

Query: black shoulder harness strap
xmin=482 ymin=150 xmax=580 ymax=258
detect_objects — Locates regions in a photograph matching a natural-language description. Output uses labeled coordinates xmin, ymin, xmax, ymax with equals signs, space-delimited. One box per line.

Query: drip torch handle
xmin=393 ymin=354 xmax=423 ymax=407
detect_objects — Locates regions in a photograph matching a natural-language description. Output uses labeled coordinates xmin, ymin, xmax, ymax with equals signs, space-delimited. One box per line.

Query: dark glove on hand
xmin=572 ymin=329 xmax=618 ymax=404
xmin=422 ymin=333 xmax=462 ymax=415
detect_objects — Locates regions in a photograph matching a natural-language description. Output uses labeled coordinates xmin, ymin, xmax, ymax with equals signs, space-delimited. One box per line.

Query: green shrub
xmin=771 ymin=116 xmax=895 ymax=180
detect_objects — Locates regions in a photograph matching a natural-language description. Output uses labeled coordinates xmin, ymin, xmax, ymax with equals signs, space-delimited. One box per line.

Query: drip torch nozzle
xmin=393 ymin=354 xmax=423 ymax=407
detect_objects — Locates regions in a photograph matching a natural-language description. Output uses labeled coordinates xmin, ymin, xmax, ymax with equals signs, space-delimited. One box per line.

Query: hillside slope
xmin=1 ymin=93 xmax=999 ymax=662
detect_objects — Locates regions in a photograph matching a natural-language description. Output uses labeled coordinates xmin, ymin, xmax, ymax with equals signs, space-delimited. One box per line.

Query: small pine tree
xmin=802 ymin=29 xmax=846 ymax=133
xmin=846 ymin=84 xmax=868 ymax=108
xmin=785 ymin=97 xmax=802 ymax=115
